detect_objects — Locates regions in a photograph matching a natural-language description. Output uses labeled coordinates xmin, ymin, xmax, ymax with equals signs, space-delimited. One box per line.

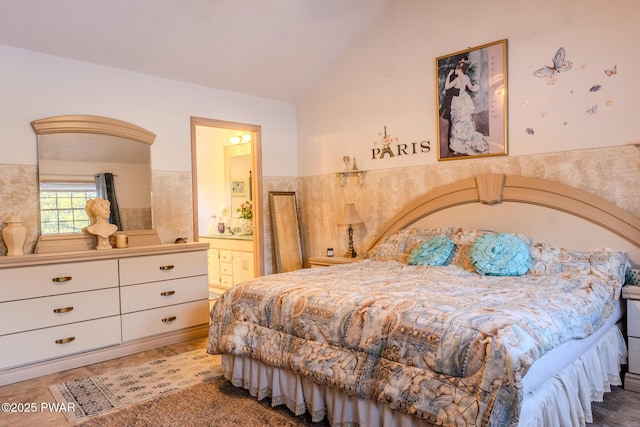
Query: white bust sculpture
xmin=84 ymin=198 xmax=118 ymax=250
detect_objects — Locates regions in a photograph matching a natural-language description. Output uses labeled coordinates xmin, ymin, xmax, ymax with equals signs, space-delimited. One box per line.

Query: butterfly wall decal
xmin=533 ymin=47 xmax=572 ymax=84
xmin=604 ymin=65 xmax=617 ymax=77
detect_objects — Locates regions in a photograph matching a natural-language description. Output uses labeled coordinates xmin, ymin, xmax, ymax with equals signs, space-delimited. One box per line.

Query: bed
xmin=207 ymin=173 xmax=640 ymax=426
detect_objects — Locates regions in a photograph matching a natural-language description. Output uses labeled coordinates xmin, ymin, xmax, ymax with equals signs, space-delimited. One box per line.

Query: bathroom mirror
xmin=32 ymin=115 xmax=155 ymax=235
xmin=269 ymin=191 xmax=303 ymax=273
xmin=224 ymin=144 xmax=252 ymax=222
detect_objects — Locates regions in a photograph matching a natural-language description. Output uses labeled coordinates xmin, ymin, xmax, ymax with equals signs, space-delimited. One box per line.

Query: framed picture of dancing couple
xmin=436 ymin=39 xmax=508 ymax=161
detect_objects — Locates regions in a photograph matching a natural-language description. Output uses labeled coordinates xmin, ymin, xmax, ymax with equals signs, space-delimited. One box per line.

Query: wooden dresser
xmin=0 ymin=242 xmax=209 ymax=386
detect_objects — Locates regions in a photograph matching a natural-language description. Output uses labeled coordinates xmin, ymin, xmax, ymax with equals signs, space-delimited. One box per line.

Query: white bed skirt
xmin=221 ymin=325 xmax=627 ymax=427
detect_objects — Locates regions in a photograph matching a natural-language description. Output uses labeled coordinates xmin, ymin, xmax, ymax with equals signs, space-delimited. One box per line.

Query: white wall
xmin=297 ymin=0 xmax=640 ymax=176
xmin=0 ymin=44 xmax=298 ymax=177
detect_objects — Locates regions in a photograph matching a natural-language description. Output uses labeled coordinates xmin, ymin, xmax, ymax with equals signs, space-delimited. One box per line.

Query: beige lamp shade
xmin=338 ymin=203 xmax=363 ymax=226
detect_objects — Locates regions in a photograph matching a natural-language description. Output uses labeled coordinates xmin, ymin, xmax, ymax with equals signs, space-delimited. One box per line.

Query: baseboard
xmin=0 ymin=324 xmax=209 ymax=386
xmin=624 ymin=372 xmax=640 ymax=393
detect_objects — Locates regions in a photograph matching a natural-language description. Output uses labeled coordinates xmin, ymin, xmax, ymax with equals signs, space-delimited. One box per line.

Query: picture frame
xmin=231 ymin=180 xmax=247 ymax=196
xmin=436 ymin=39 xmax=508 ymax=161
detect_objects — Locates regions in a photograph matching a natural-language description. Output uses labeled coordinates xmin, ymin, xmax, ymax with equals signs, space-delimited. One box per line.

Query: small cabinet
xmin=233 ymin=251 xmax=254 ymax=284
xmin=200 ymin=236 xmax=254 ymax=292
xmin=623 ymin=285 xmax=640 ymax=393
xmin=207 ymin=248 xmax=221 ymax=286
xmin=308 ymin=256 xmax=362 ymax=268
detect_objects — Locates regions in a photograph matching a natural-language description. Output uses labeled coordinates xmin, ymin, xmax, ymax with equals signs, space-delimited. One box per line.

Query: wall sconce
xmin=338 ymin=203 xmax=364 ymax=258
xmin=230 ymin=134 xmax=252 ymax=144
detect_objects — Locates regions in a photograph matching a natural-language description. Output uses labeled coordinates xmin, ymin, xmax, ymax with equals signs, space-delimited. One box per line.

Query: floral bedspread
xmin=207 ymin=259 xmax=623 ymax=426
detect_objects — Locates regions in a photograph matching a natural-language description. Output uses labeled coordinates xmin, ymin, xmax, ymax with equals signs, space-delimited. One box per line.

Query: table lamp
xmin=338 ymin=203 xmax=364 ymax=258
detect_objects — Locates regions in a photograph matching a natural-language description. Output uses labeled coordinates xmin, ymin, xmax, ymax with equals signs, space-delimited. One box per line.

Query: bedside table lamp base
xmin=338 ymin=204 xmax=363 ymax=259
xmin=344 ymin=225 xmax=357 ymax=258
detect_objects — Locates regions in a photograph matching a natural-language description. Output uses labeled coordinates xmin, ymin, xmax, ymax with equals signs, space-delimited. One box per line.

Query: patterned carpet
xmin=76 ymin=376 xmax=329 ymax=427
xmin=49 ymin=349 xmax=222 ymax=422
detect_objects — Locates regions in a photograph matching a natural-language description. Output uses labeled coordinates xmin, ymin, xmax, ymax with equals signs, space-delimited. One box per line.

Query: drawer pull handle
xmin=55 ymin=337 xmax=75 ymax=344
xmin=52 ymin=276 xmax=72 ymax=283
xmin=162 ymin=316 xmax=177 ymax=323
xmin=159 ymin=265 xmax=175 ymax=271
xmin=53 ymin=306 xmax=74 ymax=314
xmin=160 ymin=291 xmax=176 ymax=296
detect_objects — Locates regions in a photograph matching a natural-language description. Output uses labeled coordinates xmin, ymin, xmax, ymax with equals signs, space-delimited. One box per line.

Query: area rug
xmin=73 ymin=382 xmax=640 ymax=427
xmin=49 ymin=349 xmax=222 ymax=422
xmin=76 ymin=376 xmax=330 ymax=427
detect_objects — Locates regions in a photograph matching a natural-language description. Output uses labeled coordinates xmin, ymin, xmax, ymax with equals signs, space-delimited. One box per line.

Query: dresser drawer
xmin=0 ymin=288 xmax=120 ymax=335
xmin=220 ymin=275 xmax=233 ymax=288
xmin=628 ymin=299 xmax=640 ymax=338
xmin=0 ymin=316 xmax=121 ymax=370
xmin=0 ymin=259 xmax=119 ymax=302
xmin=121 ymin=300 xmax=210 ymax=341
xmin=219 ymin=250 xmax=233 ymax=263
xmin=629 ymin=337 xmax=640 ymax=374
xmin=120 ymin=276 xmax=208 ymax=313
xmin=119 ymin=251 xmax=208 ymax=285
xmin=220 ymin=262 xmax=233 ymax=276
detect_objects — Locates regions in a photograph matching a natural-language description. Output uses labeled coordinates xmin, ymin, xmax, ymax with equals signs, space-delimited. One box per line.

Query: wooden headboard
xmin=367 ymin=173 xmax=640 ymax=264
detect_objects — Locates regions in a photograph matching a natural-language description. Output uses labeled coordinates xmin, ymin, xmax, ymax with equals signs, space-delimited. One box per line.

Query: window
xmin=39 ymin=182 xmax=97 ymax=234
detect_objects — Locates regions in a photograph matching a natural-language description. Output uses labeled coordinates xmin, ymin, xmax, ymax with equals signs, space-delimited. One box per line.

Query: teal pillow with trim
xmin=408 ymin=235 xmax=456 ymax=266
xmin=627 ymin=268 xmax=640 ymax=286
xmin=470 ymin=233 xmax=531 ymax=276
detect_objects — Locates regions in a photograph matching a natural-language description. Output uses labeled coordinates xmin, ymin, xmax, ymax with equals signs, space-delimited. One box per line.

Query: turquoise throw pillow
xmin=627 ymin=268 xmax=640 ymax=286
xmin=470 ymin=233 xmax=531 ymax=276
xmin=408 ymin=235 xmax=456 ymax=266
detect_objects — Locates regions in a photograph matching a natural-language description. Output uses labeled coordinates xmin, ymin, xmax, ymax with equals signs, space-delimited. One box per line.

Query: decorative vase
xmin=217 ymin=222 xmax=225 ymax=234
xmin=2 ymin=215 xmax=26 ymax=256
xmin=240 ymin=218 xmax=253 ymax=235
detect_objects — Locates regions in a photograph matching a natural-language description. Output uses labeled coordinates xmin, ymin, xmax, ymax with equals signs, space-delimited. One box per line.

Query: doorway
xmin=190 ymin=117 xmax=263 ymax=278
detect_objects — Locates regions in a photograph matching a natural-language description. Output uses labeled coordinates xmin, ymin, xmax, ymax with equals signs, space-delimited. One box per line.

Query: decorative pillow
xmin=469 ymin=233 xmax=531 ymax=276
xmin=407 ymin=235 xmax=456 ymax=266
xmin=529 ymin=243 xmax=629 ymax=287
xmin=627 ymin=268 xmax=640 ymax=286
xmin=366 ymin=228 xmax=454 ymax=262
xmin=448 ymin=229 xmax=495 ymax=271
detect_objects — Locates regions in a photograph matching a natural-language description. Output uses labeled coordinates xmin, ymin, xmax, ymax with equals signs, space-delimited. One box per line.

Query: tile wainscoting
xmin=297 ymin=145 xmax=640 ymax=261
xmin=2 ymin=145 xmax=639 ymax=267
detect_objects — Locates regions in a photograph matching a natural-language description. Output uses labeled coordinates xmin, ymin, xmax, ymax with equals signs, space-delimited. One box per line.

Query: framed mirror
xmin=269 ymin=191 xmax=303 ymax=273
xmin=224 ymin=143 xmax=252 ymax=224
xmin=32 ymin=115 xmax=155 ymax=236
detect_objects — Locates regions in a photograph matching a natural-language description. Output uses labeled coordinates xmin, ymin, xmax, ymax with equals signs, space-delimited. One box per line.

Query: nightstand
xmin=308 ymin=256 xmax=362 ymax=268
xmin=622 ymin=285 xmax=640 ymax=392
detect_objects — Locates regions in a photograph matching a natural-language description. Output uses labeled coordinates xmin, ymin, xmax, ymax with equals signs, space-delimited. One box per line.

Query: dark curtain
xmin=95 ymin=173 xmax=122 ymax=230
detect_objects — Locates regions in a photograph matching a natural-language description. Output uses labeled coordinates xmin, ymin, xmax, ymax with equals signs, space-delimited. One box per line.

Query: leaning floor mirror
xmin=269 ymin=191 xmax=303 ymax=273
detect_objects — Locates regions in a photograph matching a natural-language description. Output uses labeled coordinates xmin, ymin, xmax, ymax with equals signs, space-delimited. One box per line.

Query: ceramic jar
xmin=115 ymin=232 xmax=129 ymax=248
xmin=2 ymin=215 xmax=26 ymax=256
xmin=240 ymin=218 xmax=253 ymax=235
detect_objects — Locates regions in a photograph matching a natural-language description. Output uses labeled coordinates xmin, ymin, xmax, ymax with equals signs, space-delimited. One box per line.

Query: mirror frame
xmin=269 ymin=191 xmax=303 ymax=273
xmin=32 ymin=115 xmax=156 ymax=144
xmin=31 ymin=115 xmax=158 ymax=253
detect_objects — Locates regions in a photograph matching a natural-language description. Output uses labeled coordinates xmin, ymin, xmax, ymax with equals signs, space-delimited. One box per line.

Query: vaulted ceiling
xmin=0 ymin=0 xmax=391 ymax=102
